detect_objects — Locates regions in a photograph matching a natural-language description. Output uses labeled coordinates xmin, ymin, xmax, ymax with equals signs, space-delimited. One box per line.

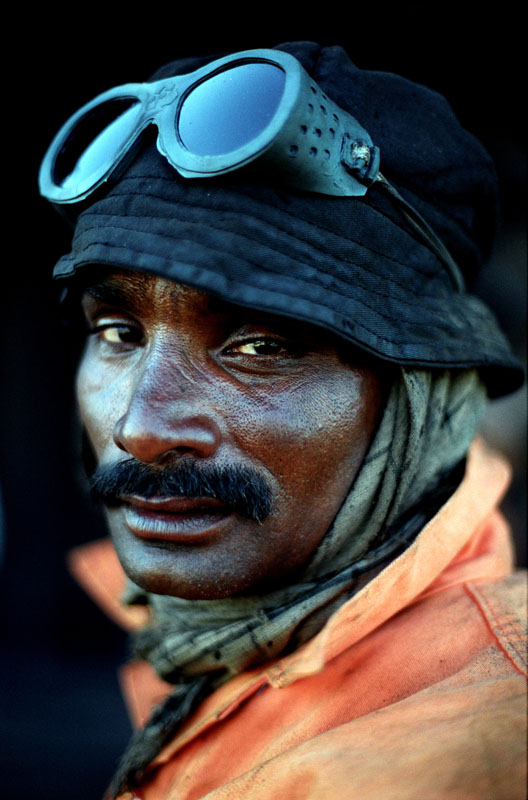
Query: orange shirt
xmin=70 ymin=440 xmax=527 ymax=800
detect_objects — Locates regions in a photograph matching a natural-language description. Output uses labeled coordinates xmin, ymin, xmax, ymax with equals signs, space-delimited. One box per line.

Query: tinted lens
xmin=53 ymin=98 xmax=141 ymax=191
xmin=178 ymin=63 xmax=285 ymax=156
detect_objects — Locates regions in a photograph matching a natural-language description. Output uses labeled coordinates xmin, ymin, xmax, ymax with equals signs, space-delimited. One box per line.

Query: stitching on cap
xmin=114 ymin=170 xmax=455 ymax=250
xmin=83 ymin=194 xmax=436 ymax=281
xmin=80 ymin=195 xmax=441 ymax=287
xmin=76 ymin=216 xmax=450 ymax=316
xmin=92 ymin=178 xmax=442 ymax=282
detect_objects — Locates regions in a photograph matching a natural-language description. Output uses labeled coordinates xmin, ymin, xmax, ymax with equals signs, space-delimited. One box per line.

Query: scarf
xmin=111 ymin=367 xmax=487 ymax=796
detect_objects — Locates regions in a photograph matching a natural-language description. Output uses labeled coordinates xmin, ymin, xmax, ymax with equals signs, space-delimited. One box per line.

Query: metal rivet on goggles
xmin=38 ymin=48 xmax=464 ymax=290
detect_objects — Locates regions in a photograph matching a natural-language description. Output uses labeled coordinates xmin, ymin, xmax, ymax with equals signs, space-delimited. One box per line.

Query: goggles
xmin=39 ymin=48 xmax=464 ymax=289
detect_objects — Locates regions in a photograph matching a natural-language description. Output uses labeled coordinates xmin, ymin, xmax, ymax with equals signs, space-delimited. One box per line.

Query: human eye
xmin=231 ymin=338 xmax=290 ymax=356
xmin=80 ymin=279 xmax=145 ymax=352
xmin=220 ymin=328 xmax=304 ymax=370
xmin=88 ymin=318 xmax=144 ymax=350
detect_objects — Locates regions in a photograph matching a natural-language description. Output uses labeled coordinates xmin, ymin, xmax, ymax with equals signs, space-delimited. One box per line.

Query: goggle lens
xmin=53 ymin=98 xmax=141 ymax=192
xmin=178 ymin=62 xmax=285 ymax=156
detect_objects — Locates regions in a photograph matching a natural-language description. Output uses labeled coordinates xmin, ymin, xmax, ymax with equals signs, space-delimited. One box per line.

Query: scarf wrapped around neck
xmin=111 ymin=367 xmax=487 ymax=796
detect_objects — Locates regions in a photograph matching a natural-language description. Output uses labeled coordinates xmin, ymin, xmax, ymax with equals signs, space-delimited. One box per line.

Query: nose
xmin=113 ymin=359 xmax=222 ymax=464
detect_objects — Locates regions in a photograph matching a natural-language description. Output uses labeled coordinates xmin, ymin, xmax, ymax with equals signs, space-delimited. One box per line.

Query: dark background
xmin=1 ymin=7 xmax=525 ymax=799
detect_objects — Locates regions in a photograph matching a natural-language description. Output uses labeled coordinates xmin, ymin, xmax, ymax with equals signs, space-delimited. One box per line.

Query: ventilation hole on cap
xmin=314 ymin=128 xmax=322 ymax=137
xmin=323 ymin=149 xmax=330 ymax=160
xmin=309 ymin=147 xmax=317 ymax=157
xmin=310 ymin=86 xmax=317 ymax=94
xmin=320 ymin=105 xmax=328 ymax=115
xmin=288 ymin=145 xmax=298 ymax=156
xmin=308 ymin=103 xmax=314 ymax=113
xmin=329 ymin=127 xmax=336 ymax=138
xmin=300 ymin=125 xmax=307 ymax=135
xmin=333 ymin=113 xmax=339 ymax=123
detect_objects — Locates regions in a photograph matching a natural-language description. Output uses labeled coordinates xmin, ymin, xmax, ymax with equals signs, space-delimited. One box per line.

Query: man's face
xmin=76 ymin=270 xmax=383 ymax=599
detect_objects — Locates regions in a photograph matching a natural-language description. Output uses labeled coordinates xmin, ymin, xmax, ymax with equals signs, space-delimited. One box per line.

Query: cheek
xmin=76 ymin=355 xmax=125 ymax=456
xmin=216 ymin=367 xmax=382 ymax=579
xmin=226 ymin=368 xmax=382 ymax=512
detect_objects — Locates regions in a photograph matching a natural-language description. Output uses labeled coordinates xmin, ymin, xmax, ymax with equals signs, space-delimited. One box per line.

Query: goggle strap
xmin=376 ymin=174 xmax=465 ymax=292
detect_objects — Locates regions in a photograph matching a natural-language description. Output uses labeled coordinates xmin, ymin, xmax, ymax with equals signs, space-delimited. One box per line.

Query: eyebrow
xmin=80 ymin=277 xmax=147 ymax=312
xmin=79 ymin=275 xmax=307 ymax=333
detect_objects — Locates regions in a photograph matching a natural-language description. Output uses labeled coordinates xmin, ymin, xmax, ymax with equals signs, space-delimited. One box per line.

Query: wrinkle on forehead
xmin=81 ymin=268 xmax=212 ymax=313
xmin=80 ymin=268 xmax=289 ymax=327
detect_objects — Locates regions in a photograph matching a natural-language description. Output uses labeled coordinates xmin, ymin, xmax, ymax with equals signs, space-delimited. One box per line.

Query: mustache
xmin=89 ymin=459 xmax=273 ymax=523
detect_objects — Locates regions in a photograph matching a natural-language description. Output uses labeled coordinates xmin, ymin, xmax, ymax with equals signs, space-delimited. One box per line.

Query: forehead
xmin=79 ymin=267 xmax=331 ymax=340
xmin=80 ymin=269 xmax=210 ymax=310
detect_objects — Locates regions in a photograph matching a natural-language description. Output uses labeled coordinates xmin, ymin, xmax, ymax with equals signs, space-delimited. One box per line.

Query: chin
xmin=114 ymin=546 xmax=259 ymax=601
xmin=131 ymin=571 xmax=255 ymax=600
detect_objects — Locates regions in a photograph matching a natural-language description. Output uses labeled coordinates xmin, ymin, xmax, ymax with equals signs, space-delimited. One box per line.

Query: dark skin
xmin=76 ymin=270 xmax=383 ymax=600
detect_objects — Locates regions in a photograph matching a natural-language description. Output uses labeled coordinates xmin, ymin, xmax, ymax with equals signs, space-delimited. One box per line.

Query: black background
xmin=1 ymin=7 xmax=525 ymax=799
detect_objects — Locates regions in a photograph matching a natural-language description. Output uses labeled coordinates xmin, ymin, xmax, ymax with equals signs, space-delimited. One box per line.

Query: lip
xmin=119 ymin=494 xmax=235 ymax=542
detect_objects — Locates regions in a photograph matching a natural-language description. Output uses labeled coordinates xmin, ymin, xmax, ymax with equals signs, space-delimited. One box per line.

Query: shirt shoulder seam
xmin=464 ymin=579 xmax=527 ymax=678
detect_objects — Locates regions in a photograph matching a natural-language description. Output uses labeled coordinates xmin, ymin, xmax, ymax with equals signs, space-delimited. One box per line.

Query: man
xmin=39 ymin=42 xmax=526 ymax=799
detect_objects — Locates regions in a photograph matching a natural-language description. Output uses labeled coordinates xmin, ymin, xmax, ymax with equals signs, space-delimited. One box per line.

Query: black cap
xmin=52 ymin=42 xmax=524 ymax=397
